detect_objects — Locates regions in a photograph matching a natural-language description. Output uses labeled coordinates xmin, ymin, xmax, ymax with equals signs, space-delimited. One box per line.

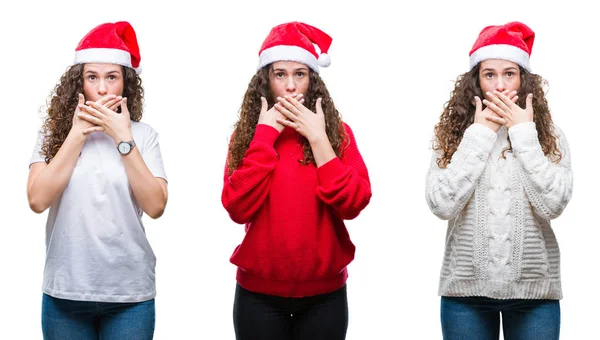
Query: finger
xmin=95 ymin=95 xmax=118 ymax=106
xmin=482 ymin=99 xmax=507 ymax=118
xmin=77 ymin=112 xmax=103 ymax=125
xmin=103 ymin=96 xmax=121 ymax=106
xmin=512 ymin=95 xmax=519 ymax=103
xmin=474 ymin=96 xmax=482 ymax=115
xmin=83 ymin=126 xmax=105 ymax=134
xmin=489 ymin=91 xmax=511 ymax=112
xmin=274 ymin=102 xmax=297 ymax=121
xmin=277 ymin=96 xmax=302 ymax=115
xmin=291 ymin=94 xmax=306 ymax=106
xmin=315 ymin=98 xmax=324 ymax=116
xmin=493 ymin=90 xmax=519 ymax=109
xmin=81 ymin=103 xmax=108 ymax=118
xmin=108 ymin=101 xmax=121 ymax=111
xmin=260 ymin=97 xmax=268 ymax=114
xmin=276 ymin=118 xmax=298 ymax=130
xmin=119 ymin=97 xmax=129 ymax=115
xmin=288 ymin=94 xmax=306 ymax=108
xmin=78 ymin=93 xmax=85 ymax=106
xmin=485 ymin=114 xmax=507 ymax=125
xmin=526 ymin=93 xmax=533 ymax=111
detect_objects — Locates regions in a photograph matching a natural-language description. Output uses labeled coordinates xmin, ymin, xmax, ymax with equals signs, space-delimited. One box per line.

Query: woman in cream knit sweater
xmin=426 ymin=22 xmax=573 ymax=340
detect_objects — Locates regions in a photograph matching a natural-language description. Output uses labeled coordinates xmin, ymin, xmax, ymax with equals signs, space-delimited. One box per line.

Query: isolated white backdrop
xmin=1 ymin=0 xmax=597 ymax=338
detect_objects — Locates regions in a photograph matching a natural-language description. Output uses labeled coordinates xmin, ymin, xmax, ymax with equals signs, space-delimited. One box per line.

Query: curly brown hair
xmin=226 ymin=65 xmax=347 ymax=173
xmin=433 ymin=63 xmax=562 ymax=168
xmin=40 ymin=64 xmax=144 ymax=163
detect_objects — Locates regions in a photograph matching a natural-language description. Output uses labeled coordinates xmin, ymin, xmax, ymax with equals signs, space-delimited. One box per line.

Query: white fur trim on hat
xmin=257 ymin=45 xmax=320 ymax=73
xmin=74 ymin=48 xmax=133 ymax=69
xmin=469 ymin=44 xmax=531 ymax=72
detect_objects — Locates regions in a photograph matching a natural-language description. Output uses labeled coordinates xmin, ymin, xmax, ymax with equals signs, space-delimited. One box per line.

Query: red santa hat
xmin=469 ymin=21 xmax=535 ymax=72
xmin=74 ymin=21 xmax=142 ymax=74
xmin=257 ymin=22 xmax=332 ymax=73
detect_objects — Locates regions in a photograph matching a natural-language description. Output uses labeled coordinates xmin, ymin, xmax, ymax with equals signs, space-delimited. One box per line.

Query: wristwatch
xmin=117 ymin=140 xmax=136 ymax=155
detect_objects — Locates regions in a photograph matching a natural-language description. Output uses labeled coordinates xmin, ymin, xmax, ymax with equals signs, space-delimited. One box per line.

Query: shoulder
xmin=341 ymin=121 xmax=356 ymax=138
xmin=552 ymin=124 xmax=566 ymax=138
xmin=131 ymin=121 xmax=159 ymax=138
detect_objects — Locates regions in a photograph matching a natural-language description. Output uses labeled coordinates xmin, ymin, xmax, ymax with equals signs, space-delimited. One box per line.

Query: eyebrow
xmin=272 ymin=67 xmax=309 ymax=72
xmin=481 ymin=67 xmax=518 ymax=72
xmin=84 ymin=70 xmax=121 ymax=75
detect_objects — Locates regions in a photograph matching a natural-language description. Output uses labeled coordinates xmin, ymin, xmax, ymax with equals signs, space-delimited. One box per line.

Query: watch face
xmin=118 ymin=142 xmax=131 ymax=154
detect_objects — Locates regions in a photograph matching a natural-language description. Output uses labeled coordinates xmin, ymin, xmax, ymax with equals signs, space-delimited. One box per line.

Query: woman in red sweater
xmin=221 ymin=22 xmax=371 ymax=340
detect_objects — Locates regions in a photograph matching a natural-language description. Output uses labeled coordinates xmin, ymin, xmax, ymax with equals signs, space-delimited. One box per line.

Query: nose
xmin=495 ymin=78 xmax=506 ymax=92
xmin=97 ymin=80 xmax=108 ymax=95
xmin=285 ymin=77 xmax=296 ymax=93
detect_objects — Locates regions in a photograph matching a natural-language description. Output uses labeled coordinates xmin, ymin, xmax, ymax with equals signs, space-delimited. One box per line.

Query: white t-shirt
xmin=30 ymin=121 xmax=167 ymax=303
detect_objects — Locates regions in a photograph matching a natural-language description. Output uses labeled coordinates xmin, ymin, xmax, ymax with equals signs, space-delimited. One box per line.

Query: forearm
xmin=314 ymin=124 xmax=371 ymax=219
xmin=222 ymin=124 xmax=279 ymax=224
xmin=310 ymin=136 xmax=336 ymax=168
xmin=28 ymin=130 xmax=86 ymax=213
xmin=510 ymin=123 xmax=573 ymax=219
xmin=121 ymin=148 xmax=167 ymax=219
xmin=426 ymin=124 xmax=497 ymax=220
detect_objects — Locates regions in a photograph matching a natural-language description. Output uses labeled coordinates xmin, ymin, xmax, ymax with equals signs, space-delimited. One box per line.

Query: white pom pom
xmin=134 ymin=66 xmax=142 ymax=75
xmin=318 ymin=53 xmax=331 ymax=67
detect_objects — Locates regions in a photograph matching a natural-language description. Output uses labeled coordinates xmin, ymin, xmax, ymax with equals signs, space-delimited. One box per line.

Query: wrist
xmin=114 ymin=131 xmax=134 ymax=145
xmin=68 ymin=127 xmax=88 ymax=143
xmin=308 ymin=133 xmax=330 ymax=146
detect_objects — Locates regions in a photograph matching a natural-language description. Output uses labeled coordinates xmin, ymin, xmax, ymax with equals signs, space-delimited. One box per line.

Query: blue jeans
xmin=41 ymin=293 xmax=155 ymax=340
xmin=441 ymin=296 xmax=560 ymax=340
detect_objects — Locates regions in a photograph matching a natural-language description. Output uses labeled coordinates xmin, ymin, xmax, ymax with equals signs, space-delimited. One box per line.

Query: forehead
xmin=83 ymin=63 xmax=123 ymax=73
xmin=480 ymin=59 xmax=519 ymax=71
xmin=271 ymin=61 xmax=309 ymax=70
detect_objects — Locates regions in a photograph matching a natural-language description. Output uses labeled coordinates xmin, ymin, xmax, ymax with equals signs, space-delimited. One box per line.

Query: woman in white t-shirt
xmin=27 ymin=21 xmax=167 ymax=340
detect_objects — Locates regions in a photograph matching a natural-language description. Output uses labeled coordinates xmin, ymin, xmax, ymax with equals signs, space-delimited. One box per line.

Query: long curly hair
xmin=227 ymin=65 xmax=347 ymax=173
xmin=40 ymin=64 xmax=144 ymax=163
xmin=433 ymin=63 xmax=562 ymax=168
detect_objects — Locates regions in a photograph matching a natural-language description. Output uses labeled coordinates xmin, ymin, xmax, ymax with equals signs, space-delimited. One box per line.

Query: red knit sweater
xmin=222 ymin=123 xmax=371 ymax=298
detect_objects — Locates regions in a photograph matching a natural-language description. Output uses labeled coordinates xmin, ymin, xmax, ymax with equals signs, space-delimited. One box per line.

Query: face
xmin=478 ymin=59 xmax=521 ymax=96
xmin=82 ymin=63 xmax=125 ymax=102
xmin=268 ymin=61 xmax=310 ymax=101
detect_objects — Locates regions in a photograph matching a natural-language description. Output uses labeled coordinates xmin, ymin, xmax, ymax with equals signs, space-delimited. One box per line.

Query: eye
xmin=87 ymin=75 xmax=96 ymax=81
xmin=484 ymin=73 xmax=494 ymax=79
xmin=108 ymin=75 xmax=117 ymax=80
xmin=506 ymin=71 xmax=514 ymax=77
xmin=296 ymin=72 xmax=306 ymax=78
xmin=275 ymin=72 xmax=284 ymax=78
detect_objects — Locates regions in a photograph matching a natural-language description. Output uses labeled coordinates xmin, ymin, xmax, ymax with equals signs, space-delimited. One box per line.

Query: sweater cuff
xmin=508 ymin=122 xmax=538 ymax=153
xmin=317 ymin=157 xmax=345 ymax=186
xmin=464 ymin=123 xmax=498 ymax=154
xmin=252 ymin=124 xmax=280 ymax=146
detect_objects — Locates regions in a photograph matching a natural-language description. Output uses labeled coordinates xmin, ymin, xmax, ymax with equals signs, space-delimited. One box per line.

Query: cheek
xmin=509 ymin=78 xmax=521 ymax=92
xmin=110 ymin=81 xmax=125 ymax=96
xmin=82 ymin=82 xmax=97 ymax=101
xmin=298 ymin=79 xmax=310 ymax=95
xmin=479 ymin=79 xmax=492 ymax=94
xmin=269 ymin=80 xmax=285 ymax=98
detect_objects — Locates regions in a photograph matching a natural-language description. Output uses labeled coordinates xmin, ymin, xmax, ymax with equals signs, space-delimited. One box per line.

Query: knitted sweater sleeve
xmin=509 ymin=122 xmax=573 ymax=220
xmin=315 ymin=123 xmax=372 ymax=220
xmin=221 ymin=124 xmax=280 ymax=224
xmin=426 ymin=123 xmax=498 ymax=220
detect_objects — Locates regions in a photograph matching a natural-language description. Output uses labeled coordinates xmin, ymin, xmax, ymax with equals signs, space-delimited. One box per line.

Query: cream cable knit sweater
xmin=426 ymin=122 xmax=572 ymax=299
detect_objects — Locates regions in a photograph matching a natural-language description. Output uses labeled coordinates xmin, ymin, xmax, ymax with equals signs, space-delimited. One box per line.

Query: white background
xmin=1 ymin=0 xmax=597 ymax=338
